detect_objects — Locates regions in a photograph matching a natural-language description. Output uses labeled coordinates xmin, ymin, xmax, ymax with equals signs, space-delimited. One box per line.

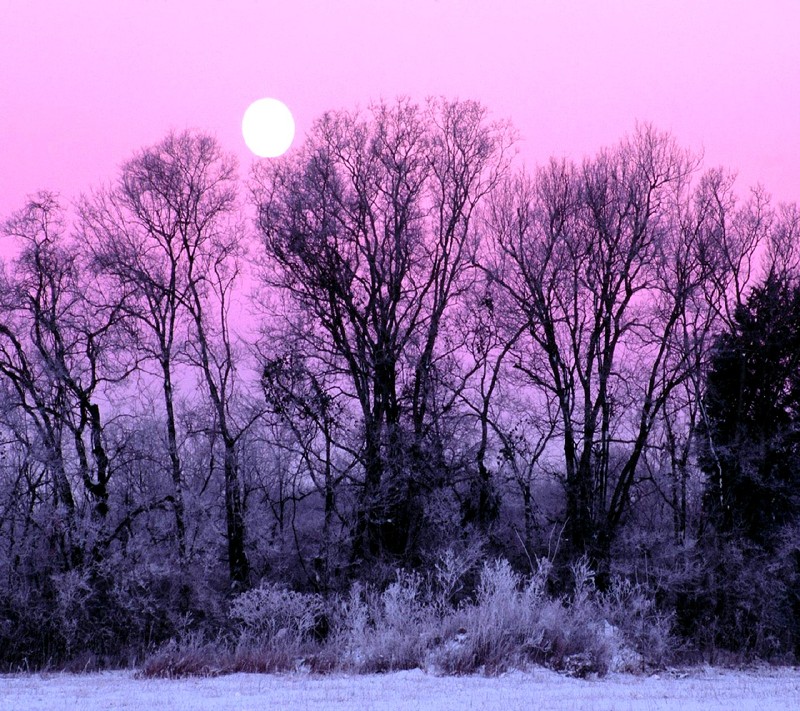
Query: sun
xmin=242 ymin=98 xmax=295 ymax=158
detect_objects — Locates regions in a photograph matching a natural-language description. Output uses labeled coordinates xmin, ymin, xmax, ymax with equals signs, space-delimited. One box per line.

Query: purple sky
xmin=2 ymin=0 xmax=799 ymax=225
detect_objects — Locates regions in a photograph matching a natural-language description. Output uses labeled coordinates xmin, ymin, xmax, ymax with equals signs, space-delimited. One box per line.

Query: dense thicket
xmin=1 ymin=99 xmax=799 ymax=671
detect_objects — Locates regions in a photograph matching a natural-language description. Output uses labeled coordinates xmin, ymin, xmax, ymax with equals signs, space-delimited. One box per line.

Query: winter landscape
xmin=3 ymin=1 xmax=800 ymax=708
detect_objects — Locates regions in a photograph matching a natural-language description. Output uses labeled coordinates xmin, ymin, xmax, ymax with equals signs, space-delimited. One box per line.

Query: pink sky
xmin=2 ymin=0 xmax=799 ymax=224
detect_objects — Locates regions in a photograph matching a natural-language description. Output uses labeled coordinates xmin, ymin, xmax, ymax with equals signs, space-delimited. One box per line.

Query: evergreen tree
xmin=701 ymin=272 xmax=800 ymax=546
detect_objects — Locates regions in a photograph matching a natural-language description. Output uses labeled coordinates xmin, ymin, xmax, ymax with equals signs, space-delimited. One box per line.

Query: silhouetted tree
xmin=700 ymin=272 xmax=800 ymax=546
xmin=485 ymin=126 xmax=717 ymax=570
xmin=253 ymin=98 xmax=514 ymax=566
xmin=82 ymin=131 xmax=250 ymax=587
xmin=1 ymin=193 xmax=131 ymax=566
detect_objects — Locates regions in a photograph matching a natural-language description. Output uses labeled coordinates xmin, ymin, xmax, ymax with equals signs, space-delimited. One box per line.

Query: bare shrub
xmin=532 ymin=597 xmax=613 ymax=675
xmin=430 ymin=559 xmax=542 ymax=674
xmin=229 ymin=582 xmax=324 ymax=643
xmin=329 ymin=572 xmax=437 ymax=672
xmin=140 ymin=632 xmax=316 ymax=677
xmin=432 ymin=542 xmax=485 ymax=611
xmin=51 ymin=569 xmax=93 ymax=656
xmin=599 ymin=577 xmax=675 ymax=668
xmin=137 ymin=556 xmax=674 ymax=678
xmin=139 ymin=634 xmax=228 ymax=678
xmin=428 ymin=556 xmax=666 ymax=676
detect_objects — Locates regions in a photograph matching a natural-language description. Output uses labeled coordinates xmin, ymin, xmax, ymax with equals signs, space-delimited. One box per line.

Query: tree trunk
xmin=161 ymin=359 xmax=187 ymax=561
xmin=223 ymin=437 xmax=249 ymax=589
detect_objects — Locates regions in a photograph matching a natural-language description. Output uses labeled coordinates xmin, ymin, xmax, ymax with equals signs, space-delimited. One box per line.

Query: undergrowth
xmin=141 ymin=555 xmax=675 ymax=679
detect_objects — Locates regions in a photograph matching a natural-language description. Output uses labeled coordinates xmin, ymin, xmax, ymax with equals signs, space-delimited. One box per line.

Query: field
xmin=2 ymin=667 xmax=799 ymax=711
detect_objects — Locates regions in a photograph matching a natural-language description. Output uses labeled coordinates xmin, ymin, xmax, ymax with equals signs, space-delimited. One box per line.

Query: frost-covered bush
xmin=140 ymin=632 xmax=226 ymax=678
xmin=430 ymin=558 xmax=551 ymax=674
xmin=51 ymin=569 xmax=94 ymax=657
xmin=329 ymin=571 xmax=436 ymax=672
xmin=142 ymin=557 xmax=675 ymax=677
xmin=229 ymin=582 xmax=324 ymax=643
xmin=599 ymin=577 xmax=674 ymax=668
xmin=527 ymin=559 xmax=670 ymax=675
xmin=431 ymin=543 xmax=484 ymax=611
xmin=428 ymin=556 xmax=669 ymax=676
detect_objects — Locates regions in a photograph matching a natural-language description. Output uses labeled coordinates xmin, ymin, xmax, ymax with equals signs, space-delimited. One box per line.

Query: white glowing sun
xmin=242 ymin=98 xmax=295 ymax=158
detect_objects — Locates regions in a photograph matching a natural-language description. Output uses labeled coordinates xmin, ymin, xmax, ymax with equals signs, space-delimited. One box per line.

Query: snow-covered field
xmin=2 ymin=667 xmax=799 ymax=711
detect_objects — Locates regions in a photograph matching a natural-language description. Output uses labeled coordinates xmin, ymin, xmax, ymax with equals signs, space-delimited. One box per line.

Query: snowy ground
xmin=1 ymin=667 xmax=799 ymax=711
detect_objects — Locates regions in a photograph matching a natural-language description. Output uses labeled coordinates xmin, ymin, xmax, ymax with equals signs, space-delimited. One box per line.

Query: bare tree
xmin=82 ymin=155 xmax=192 ymax=560
xmin=1 ymin=193 xmax=130 ymax=566
xmin=253 ymin=98 xmax=514 ymax=565
xmin=259 ymin=335 xmax=351 ymax=587
xmin=485 ymin=126 xmax=715 ymax=568
xmin=81 ymin=132 xmax=251 ymax=586
xmin=178 ymin=175 xmax=252 ymax=589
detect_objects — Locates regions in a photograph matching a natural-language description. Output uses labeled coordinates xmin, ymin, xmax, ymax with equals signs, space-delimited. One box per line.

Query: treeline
xmin=1 ymin=98 xmax=800 ymax=671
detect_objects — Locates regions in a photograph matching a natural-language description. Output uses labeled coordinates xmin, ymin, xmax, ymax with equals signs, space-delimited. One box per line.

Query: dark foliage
xmin=688 ymin=272 xmax=800 ymax=657
xmin=700 ymin=273 xmax=800 ymax=545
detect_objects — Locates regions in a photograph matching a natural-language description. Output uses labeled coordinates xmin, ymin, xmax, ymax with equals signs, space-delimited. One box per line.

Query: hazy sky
xmin=2 ymin=0 xmax=799 ymax=222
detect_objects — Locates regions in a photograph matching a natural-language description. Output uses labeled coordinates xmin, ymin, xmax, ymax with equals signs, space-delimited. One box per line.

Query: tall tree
xmin=1 ymin=194 xmax=127 ymax=566
xmin=700 ymin=272 xmax=800 ymax=545
xmin=253 ymin=98 xmax=514 ymax=565
xmin=485 ymin=126 xmax=711 ymax=567
xmin=179 ymin=181 xmax=252 ymax=589
xmin=81 ymin=131 xmax=250 ymax=586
